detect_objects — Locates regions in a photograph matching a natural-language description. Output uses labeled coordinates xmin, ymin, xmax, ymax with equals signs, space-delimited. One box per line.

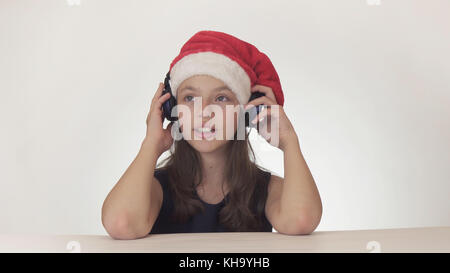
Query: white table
xmin=1 ymin=226 xmax=449 ymax=253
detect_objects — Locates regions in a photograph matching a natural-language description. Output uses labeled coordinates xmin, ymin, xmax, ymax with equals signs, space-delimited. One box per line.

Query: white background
xmin=0 ymin=0 xmax=449 ymax=235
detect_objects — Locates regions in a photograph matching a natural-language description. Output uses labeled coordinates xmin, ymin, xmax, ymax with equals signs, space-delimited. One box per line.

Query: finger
xmin=244 ymin=96 xmax=277 ymax=110
xmin=152 ymin=92 xmax=171 ymax=111
xmin=158 ymin=92 xmax=171 ymax=103
xmin=151 ymin=82 xmax=166 ymax=106
xmin=149 ymin=92 xmax=169 ymax=123
xmin=156 ymin=82 xmax=165 ymax=96
xmin=251 ymin=84 xmax=277 ymax=102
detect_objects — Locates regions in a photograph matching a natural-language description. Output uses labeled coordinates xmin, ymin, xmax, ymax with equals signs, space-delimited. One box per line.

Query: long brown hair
xmin=155 ymin=128 xmax=271 ymax=232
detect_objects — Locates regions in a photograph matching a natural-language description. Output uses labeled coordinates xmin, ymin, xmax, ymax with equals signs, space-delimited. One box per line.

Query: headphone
xmin=161 ymin=71 xmax=265 ymax=128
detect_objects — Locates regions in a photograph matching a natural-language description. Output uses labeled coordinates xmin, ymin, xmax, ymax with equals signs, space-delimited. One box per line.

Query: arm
xmin=102 ymin=82 xmax=174 ymax=240
xmin=101 ymin=140 xmax=163 ymax=240
xmin=246 ymin=84 xmax=322 ymax=235
xmin=278 ymin=134 xmax=322 ymax=235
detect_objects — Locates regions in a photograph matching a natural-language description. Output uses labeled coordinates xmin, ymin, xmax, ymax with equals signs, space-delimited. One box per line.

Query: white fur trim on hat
xmin=169 ymin=51 xmax=251 ymax=105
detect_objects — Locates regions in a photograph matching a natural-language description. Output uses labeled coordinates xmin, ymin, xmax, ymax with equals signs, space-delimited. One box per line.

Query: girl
xmin=101 ymin=30 xmax=322 ymax=239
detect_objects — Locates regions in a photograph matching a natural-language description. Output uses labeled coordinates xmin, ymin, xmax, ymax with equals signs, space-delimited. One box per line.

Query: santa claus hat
xmin=168 ymin=30 xmax=284 ymax=106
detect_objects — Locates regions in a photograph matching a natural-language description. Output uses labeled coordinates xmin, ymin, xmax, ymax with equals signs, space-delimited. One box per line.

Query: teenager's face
xmin=176 ymin=75 xmax=241 ymax=153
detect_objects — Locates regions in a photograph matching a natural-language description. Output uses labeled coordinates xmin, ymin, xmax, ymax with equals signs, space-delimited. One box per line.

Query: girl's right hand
xmin=143 ymin=82 xmax=174 ymax=156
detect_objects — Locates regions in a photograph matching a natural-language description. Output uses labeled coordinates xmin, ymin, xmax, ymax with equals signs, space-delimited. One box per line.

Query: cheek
xmin=179 ymin=112 xmax=191 ymax=127
xmin=176 ymin=104 xmax=194 ymax=137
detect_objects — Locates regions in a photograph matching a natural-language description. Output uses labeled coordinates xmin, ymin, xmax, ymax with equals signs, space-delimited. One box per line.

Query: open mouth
xmin=193 ymin=127 xmax=216 ymax=139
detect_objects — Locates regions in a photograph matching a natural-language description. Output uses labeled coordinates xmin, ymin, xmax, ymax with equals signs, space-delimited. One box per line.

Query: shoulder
xmin=256 ymin=168 xmax=284 ymax=203
xmin=153 ymin=168 xmax=169 ymax=185
xmin=255 ymin=168 xmax=283 ymax=193
xmin=256 ymin=168 xmax=283 ymax=189
xmin=152 ymin=168 xmax=168 ymax=202
xmin=267 ymin=173 xmax=283 ymax=196
xmin=154 ymin=167 xmax=167 ymax=177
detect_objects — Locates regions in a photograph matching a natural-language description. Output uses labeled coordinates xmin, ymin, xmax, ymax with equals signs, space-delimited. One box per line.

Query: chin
xmin=187 ymin=139 xmax=227 ymax=153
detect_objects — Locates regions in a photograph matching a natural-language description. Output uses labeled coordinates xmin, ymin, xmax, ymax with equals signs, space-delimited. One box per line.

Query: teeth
xmin=196 ymin=127 xmax=214 ymax=133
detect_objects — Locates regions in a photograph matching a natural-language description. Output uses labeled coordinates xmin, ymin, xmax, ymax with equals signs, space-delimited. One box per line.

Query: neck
xmin=198 ymin=144 xmax=229 ymax=189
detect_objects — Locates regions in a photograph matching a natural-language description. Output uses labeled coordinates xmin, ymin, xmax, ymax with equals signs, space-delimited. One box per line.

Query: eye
xmin=184 ymin=95 xmax=194 ymax=102
xmin=216 ymin=95 xmax=229 ymax=102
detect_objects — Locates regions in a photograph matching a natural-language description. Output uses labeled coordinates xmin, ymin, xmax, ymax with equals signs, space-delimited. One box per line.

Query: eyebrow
xmin=178 ymin=85 xmax=231 ymax=94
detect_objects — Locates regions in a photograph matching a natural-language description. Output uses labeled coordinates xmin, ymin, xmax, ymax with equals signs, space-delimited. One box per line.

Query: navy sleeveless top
xmin=149 ymin=168 xmax=273 ymax=234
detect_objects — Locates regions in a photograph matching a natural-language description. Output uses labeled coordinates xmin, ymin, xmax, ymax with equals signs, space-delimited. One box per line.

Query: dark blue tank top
xmin=149 ymin=168 xmax=273 ymax=234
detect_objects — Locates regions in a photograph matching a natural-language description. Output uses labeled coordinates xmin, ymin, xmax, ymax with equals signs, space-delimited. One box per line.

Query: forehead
xmin=178 ymin=75 xmax=232 ymax=93
xmin=179 ymin=75 xmax=226 ymax=88
xmin=178 ymin=85 xmax=232 ymax=94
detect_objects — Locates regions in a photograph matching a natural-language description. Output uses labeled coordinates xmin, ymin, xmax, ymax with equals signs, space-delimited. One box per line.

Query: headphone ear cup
xmin=161 ymin=71 xmax=178 ymax=122
xmin=162 ymin=94 xmax=178 ymax=122
xmin=245 ymin=91 xmax=265 ymax=128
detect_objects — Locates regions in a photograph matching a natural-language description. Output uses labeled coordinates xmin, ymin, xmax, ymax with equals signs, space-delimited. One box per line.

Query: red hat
xmin=168 ymin=30 xmax=284 ymax=106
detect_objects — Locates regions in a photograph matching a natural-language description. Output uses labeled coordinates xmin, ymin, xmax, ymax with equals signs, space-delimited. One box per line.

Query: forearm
xmin=279 ymin=135 xmax=322 ymax=232
xmin=101 ymin=139 xmax=160 ymax=236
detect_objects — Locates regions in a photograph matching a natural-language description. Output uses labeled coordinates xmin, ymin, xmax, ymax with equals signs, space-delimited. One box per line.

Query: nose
xmin=202 ymin=106 xmax=216 ymax=119
xmin=193 ymin=97 xmax=215 ymax=118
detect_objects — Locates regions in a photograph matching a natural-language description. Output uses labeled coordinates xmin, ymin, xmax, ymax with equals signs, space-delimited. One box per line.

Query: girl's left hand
xmin=244 ymin=84 xmax=297 ymax=151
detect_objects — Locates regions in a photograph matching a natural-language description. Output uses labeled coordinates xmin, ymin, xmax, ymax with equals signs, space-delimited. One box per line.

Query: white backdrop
xmin=0 ymin=0 xmax=449 ymax=235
